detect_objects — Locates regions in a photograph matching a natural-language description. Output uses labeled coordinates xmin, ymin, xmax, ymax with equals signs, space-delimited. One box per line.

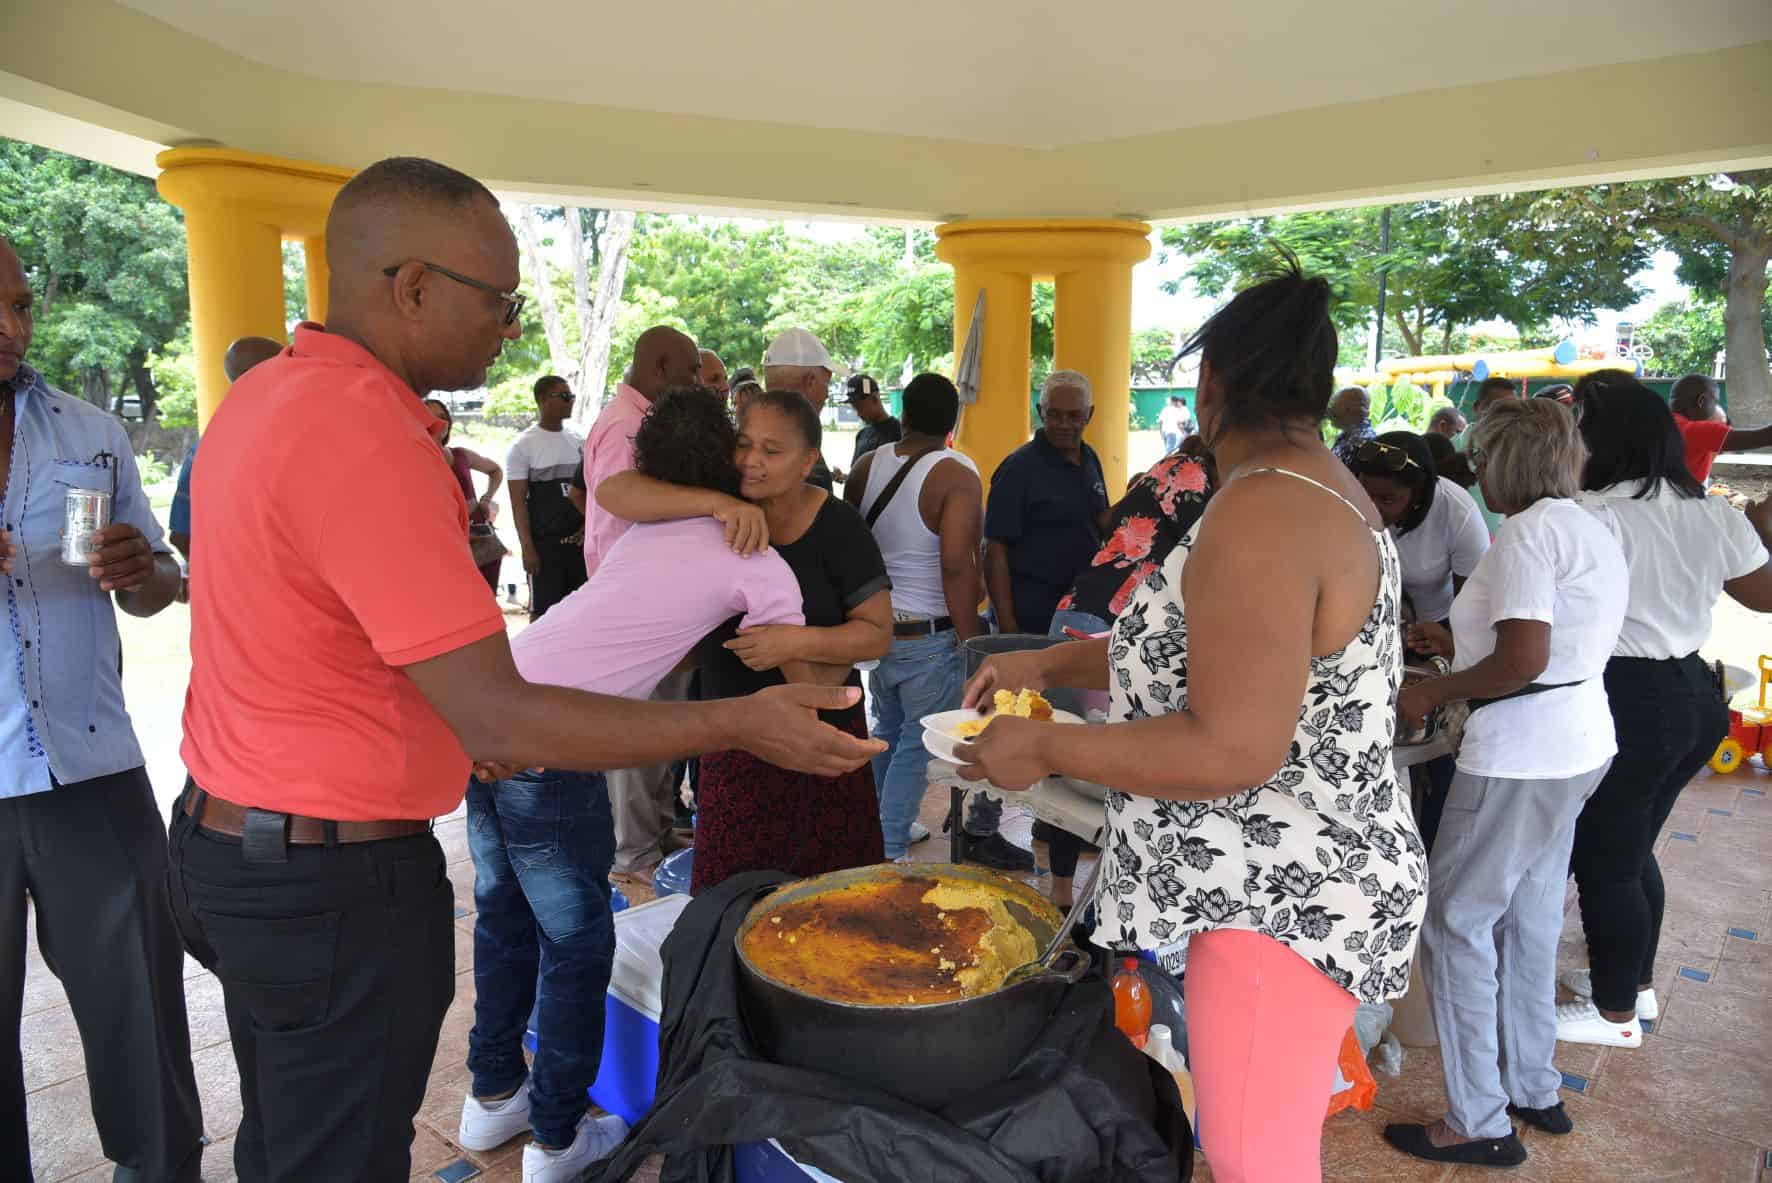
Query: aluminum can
xmin=61 ymin=487 xmax=111 ymax=566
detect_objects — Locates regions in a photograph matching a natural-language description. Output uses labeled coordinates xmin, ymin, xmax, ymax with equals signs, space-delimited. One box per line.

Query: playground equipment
xmin=1710 ymin=655 xmax=1772 ymax=774
xmin=1340 ymin=340 xmax=1645 ymax=413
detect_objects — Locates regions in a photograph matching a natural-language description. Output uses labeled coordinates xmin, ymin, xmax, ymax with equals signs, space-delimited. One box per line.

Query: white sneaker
xmin=1555 ymin=999 xmax=1643 ymax=1048
xmin=522 ymin=1112 xmax=630 ymax=1183
xmin=458 ymin=1081 xmax=532 ymax=1151
xmin=1559 ymin=968 xmax=1660 ymax=1021
xmin=908 ymin=821 xmax=932 ymax=845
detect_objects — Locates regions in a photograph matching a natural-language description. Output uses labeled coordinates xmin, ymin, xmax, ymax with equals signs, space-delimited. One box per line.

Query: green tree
xmin=1160 ymin=196 xmax=1650 ymax=366
xmin=0 ymin=139 xmax=188 ymax=413
xmin=1636 ymin=294 xmax=1772 ymax=382
xmin=1131 ymin=326 xmax=1179 ymax=385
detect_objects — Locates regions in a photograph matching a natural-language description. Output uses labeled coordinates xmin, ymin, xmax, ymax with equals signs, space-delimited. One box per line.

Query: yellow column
xmin=1055 ymin=252 xmax=1146 ymax=490
xmin=936 ymin=220 xmax=1151 ymax=495
xmin=303 ymin=235 xmax=330 ymax=324
xmin=944 ymin=264 xmax=1032 ymax=495
xmin=157 ymin=149 xmax=353 ymax=428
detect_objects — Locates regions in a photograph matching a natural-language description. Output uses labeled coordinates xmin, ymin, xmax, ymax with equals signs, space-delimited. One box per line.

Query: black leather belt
xmin=893 ymin=616 xmax=954 ymax=638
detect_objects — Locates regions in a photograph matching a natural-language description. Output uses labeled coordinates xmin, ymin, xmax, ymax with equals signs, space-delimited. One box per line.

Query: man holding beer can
xmin=0 ymin=236 xmax=201 ymax=1181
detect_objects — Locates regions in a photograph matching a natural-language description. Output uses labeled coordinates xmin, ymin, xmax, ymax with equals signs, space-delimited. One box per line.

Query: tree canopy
xmin=1160 ymin=196 xmax=1651 ymax=365
xmin=0 ymin=140 xmax=188 ymax=413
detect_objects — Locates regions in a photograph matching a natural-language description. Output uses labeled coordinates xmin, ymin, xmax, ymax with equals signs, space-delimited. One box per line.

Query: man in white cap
xmin=763 ymin=327 xmax=837 ymax=491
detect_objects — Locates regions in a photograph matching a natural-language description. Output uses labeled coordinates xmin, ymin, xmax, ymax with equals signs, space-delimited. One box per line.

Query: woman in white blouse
xmin=1389 ymin=398 xmax=1627 ymax=1168
xmin=1349 ymin=431 xmax=1489 ymax=628
xmin=1555 ymin=372 xmax=1772 ymax=1047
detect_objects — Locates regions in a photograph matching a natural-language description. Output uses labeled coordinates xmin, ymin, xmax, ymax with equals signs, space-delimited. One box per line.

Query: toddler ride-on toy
xmin=1710 ymin=655 xmax=1772 ymax=774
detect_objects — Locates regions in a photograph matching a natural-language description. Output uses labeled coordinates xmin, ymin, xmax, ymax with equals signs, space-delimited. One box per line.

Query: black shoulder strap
xmin=1469 ymin=679 xmax=1585 ymax=714
xmin=863 ymin=449 xmax=943 ymax=529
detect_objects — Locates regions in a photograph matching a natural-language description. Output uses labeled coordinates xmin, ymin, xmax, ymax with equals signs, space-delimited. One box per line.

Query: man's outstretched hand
xmin=730 ymin=684 xmax=885 ymax=776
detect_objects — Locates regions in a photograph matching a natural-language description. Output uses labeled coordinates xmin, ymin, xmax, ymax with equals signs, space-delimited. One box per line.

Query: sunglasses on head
xmin=1356 ymin=440 xmax=1420 ymax=474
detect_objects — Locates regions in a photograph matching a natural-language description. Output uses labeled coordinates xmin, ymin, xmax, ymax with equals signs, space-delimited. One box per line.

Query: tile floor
xmin=21 ymin=767 xmax=1772 ymax=1182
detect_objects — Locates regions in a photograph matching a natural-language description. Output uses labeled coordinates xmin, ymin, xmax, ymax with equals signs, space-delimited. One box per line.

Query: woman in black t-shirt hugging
xmin=598 ymin=391 xmax=894 ymax=892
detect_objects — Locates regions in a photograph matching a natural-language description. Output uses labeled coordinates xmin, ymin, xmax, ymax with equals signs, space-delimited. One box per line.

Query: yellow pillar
xmin=936 ymin=220 xmax=1151 ymax=494
xmin=303 ymin=236 xmax=330 ymax=324
xmin=157 ymin=149 xmax=353 ymax=428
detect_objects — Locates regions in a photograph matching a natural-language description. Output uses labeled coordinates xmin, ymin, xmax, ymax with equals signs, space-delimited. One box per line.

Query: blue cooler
xmin=588 ymin=894 xmax=846 ymax=1182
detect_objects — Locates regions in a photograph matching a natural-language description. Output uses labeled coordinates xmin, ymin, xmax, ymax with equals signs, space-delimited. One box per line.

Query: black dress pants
xmin=0 ymin=768 xmax=205 ymax=1182
xmin=529 ymin=542 xmax=588 ymax=621
xmin=1570 ymin=654 xmax=1729 ymax=1014
xmin=166 ymin=796 xmax=454 ymax=1183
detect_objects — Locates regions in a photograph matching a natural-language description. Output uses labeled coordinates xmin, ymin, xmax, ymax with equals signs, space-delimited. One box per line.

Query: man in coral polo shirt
xmin=1671 ymin=373 xmax=1772 ymax=486
xmin=170 ymin=157 xmax=880 ymax=1182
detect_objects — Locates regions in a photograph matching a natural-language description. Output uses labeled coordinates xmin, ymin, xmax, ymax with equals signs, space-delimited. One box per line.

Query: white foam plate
xmin=918 ymin=706 xmax=1085 ymax=770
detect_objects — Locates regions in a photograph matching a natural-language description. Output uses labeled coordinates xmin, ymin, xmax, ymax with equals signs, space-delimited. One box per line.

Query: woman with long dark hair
xmin=956 ymin=253 xmax=1424 ymax=1183
xmin=424 ymin=398 xmax=505 ymax=589
xmin=1554 ymin=371 xmax=1772 ymax=1046
xmin=598 ymin=390 xmax=894 ymax=893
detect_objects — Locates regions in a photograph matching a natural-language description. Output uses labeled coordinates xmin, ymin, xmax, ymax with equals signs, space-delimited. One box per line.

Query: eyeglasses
xmin=1355 ymin=440 xmax=1421 ymax=473
xmin=382 ymin=260 xmax=525 ymax=326
xmin=548 ymin=389 xmax=575 ymax=402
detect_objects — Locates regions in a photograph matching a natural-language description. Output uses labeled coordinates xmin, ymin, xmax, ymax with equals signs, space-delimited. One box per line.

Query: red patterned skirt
xmin=689 ymin=708 xmax=884 ymax=895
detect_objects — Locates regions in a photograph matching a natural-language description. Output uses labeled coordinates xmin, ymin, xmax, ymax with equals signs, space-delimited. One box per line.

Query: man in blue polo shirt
xmin=966 ymin=369 xmax=1109 ymax=869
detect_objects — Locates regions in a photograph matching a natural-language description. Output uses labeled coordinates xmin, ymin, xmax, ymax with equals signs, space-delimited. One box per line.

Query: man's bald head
xmin=1329 ymin=386 xmax=1370 ymax=431
xmin=698 ymin=349 xmax=729 ymax=397
xmin=322 ymin=157 xmax=521 ymax=397
xmin=0 ymin=237 xmax=31 ymax=384
xmin=224 ymin=336 xmax=285 ymax=383
xmin=628 ymin=326 xmax=700 ymax=401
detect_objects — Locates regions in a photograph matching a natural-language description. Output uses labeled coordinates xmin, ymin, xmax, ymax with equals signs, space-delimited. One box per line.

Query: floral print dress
xmin=1098 ymin=467 xmax=1428 ymax=1003
xmin=1057 ymin=453 xmax=1212 ymax=621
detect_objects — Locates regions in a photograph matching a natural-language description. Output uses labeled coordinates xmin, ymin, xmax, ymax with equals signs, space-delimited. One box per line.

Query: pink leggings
xmin=1185 ymin=930 xmax=1359 ymax=1183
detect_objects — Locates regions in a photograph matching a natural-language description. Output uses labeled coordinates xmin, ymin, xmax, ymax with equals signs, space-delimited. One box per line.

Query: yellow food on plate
xmin=952 ymin=689 xmax=1055 ymax=737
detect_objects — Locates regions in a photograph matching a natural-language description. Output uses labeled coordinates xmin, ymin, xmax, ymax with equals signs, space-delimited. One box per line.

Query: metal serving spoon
xmin=1000 ymin=858 xmax=1104 ymax=989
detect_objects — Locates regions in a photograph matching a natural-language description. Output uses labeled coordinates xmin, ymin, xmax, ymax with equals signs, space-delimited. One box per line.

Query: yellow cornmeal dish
xmin=953 ymin=689 xmax=1054 ymax=738
xmin=741 ymin=874 xmax=1044 ymax=1005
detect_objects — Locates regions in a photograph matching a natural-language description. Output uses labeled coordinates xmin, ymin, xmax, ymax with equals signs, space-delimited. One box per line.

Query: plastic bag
xmin=1326 ymin=1026 xmax=1377 ymax=1116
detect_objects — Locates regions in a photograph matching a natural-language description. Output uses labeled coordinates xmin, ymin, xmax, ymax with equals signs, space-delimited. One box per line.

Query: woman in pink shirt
xmin=460 ymin=388 xmax=812 ymax=1175
xmin=599 ymin=391 xmax=896 ymax=894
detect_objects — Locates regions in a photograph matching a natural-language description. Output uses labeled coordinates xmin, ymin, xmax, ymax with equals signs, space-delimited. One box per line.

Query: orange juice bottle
xmin=1112 ymin=957 xmax=1151 ymax=1049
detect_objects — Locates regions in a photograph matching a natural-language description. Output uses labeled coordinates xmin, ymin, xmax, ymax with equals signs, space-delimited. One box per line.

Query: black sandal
xmin=1508 ymin=1102 xmax=1573 ymax=1135
xmin=1384 ymin=1122 xmax=1527 ymax=1167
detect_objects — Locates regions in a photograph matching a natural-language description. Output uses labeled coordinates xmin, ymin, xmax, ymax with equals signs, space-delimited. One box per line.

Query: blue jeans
xmin=867 ymin=630 xmax=965 ymax=858
xmin=466 ymin=770 xmax=617 ymax=1147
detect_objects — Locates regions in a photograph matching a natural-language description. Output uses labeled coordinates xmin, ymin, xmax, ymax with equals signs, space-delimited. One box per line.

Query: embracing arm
xmin=726 ymin=589 xmax=893 ymax=672
xmin=596 ymin=470 xmax=768 ymax=554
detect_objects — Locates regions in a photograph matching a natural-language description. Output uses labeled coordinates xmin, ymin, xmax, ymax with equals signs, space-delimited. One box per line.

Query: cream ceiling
xmin=2 ymin=0 xmax=1769 ymax=221
xmin=114 ymin=0 xmax=1771 ymax=149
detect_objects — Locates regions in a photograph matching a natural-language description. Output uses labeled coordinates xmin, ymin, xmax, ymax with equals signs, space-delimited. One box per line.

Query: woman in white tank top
xmin=951 ymin=256 xmax=1422 ymax=1183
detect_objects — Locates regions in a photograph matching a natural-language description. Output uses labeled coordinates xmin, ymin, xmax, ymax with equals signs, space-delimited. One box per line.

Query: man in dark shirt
xmin=982 ymin=370 xmax=1110 ymax=637
xmin=844 ymin=373 xmax=902 ymax=475
xmin=966 ymin=369 xmax=1110 ymax=869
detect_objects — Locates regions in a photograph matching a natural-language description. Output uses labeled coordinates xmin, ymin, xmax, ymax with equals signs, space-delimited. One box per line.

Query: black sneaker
xmin=961 ymin=832 xmax=1036 ymax=872
xmin=1507 ymin=1102 xmax=1573 ymax=1135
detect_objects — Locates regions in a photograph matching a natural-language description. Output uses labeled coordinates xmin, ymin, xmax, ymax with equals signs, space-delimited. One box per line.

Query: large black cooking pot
xmin=735 ymin=861 xmax=1088 ymax=1111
